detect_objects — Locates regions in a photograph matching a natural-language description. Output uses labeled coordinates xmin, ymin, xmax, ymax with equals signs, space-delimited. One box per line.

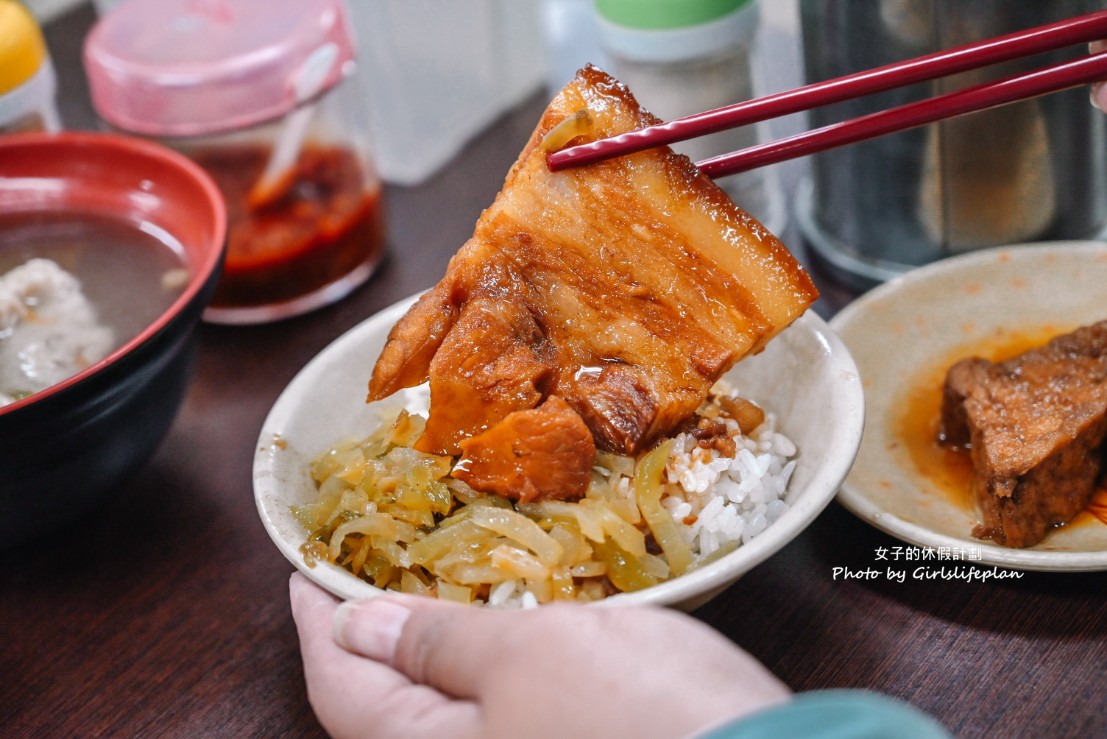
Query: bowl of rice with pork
xmin=254 ymin=66 xmax=864 ymax=610
xmin=255 ymin=301 xmax=862 ymax=611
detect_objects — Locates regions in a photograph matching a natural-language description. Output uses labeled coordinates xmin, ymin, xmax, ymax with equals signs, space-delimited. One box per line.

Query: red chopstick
xmin=546 ymin=9 xmax=1107 ymax=177
xmin=699 ymin=50 xmax=1107 ymax=178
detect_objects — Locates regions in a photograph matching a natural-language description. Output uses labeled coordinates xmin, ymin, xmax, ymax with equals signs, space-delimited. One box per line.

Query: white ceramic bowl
xmin=254 ymin=296 xmax=864 ymax=609
xmin=832 ymin=242 xmax=1107 ymax=571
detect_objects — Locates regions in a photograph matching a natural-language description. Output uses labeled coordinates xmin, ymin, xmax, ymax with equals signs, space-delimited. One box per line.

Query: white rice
xmin=663 ymin=411 xmax=797 ymax=559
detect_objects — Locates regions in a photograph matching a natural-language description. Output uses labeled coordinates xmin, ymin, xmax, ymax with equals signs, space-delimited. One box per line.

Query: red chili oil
xmin=194 ymin=143 xmax=385 ymax=310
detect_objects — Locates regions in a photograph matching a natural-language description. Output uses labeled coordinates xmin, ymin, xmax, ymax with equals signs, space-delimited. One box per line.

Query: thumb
xmin=334 ymin=593 xmax=516 ymax=701
xmin=1091 ymin=41 xmax=1107 ymax=112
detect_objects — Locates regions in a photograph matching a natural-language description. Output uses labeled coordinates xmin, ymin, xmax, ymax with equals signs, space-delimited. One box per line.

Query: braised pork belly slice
xmin=367 ymin=65 xmax=818 ymax=499
xmin=453 ymin=396 xmax=595 ymax=503
xmin=940 ymin=320 xmax=1107 ymax=547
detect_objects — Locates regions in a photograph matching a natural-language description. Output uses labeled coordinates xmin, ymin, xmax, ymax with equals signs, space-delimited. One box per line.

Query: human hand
xmin=289 ymin=573 xmax=790 ymax=739
xmin=1092 ymin=41 xmax=1107 ymax=111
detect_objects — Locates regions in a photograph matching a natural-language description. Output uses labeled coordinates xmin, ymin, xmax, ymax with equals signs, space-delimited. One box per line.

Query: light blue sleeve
xmin=696 ymin=690 xmax=951 ymax=739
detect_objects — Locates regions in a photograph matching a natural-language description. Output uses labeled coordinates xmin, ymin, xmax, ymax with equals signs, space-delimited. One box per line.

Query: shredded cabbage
xmin=297 ymin=387 xmax=787 ymax=606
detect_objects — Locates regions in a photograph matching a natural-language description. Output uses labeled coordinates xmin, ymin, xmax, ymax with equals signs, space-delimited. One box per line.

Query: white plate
xmin=254 ymin=294 xmax=865 ymax=608
xmin=831 ymin=242 xmax=1107 ymax=572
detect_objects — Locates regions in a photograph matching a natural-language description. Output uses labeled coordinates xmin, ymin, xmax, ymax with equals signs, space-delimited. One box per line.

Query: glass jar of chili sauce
xmin=83 ymin=0 xmax=385 ymax=324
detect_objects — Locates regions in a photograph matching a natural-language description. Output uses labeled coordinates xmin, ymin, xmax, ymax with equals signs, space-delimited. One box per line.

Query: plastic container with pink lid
xmin=84 ymin=0 xmax=386 ymax=325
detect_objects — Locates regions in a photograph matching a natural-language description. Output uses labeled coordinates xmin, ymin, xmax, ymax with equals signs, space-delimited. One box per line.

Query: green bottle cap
xmin=595 ymin=0 xmax=753 ymax=30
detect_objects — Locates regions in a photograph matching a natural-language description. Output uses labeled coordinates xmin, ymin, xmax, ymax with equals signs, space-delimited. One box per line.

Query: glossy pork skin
xmin=368 ymin=66 xmax=817 ymax=487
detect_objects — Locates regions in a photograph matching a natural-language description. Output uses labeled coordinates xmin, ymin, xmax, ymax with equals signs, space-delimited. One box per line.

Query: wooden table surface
xmin=3 ymin=5 xmax=1105 ymax=738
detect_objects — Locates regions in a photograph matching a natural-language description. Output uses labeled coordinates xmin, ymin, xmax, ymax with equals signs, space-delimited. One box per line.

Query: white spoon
xmin=247 ymin=43 xmax=339 ymax=209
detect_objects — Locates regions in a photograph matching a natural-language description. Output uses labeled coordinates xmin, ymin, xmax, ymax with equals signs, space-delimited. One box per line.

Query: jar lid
xmin=83 ymin=0 xmax=356 ymax=137
xmin=595 ymin=0 xmax=753 ymax=30
xmin=0 ymin=0 xmax=48 ymax=95
xmin=596 ymin=0 xmax=758 ymax=63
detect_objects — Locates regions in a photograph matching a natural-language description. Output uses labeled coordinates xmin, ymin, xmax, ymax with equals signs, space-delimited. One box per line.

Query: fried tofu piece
xmin=453 ymin=396 xmax=595 ymax=503
xmin=368 ymin=65 xmax=817 ymax=478
xmin=940 ymin=321 xmax=1107 ymax=547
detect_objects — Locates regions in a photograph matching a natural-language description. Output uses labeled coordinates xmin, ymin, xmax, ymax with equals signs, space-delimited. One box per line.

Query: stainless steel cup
xmin=797 ymin=0 xmax=1107 ymax=288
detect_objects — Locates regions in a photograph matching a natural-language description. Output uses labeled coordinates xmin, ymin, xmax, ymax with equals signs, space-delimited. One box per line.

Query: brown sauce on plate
xmin=894 ymin=324 xmax=1107 ymax=529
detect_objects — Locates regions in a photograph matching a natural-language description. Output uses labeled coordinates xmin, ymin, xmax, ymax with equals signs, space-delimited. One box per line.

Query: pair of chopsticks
xmin=546 ymin=10 xmax=1107 ymax=179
